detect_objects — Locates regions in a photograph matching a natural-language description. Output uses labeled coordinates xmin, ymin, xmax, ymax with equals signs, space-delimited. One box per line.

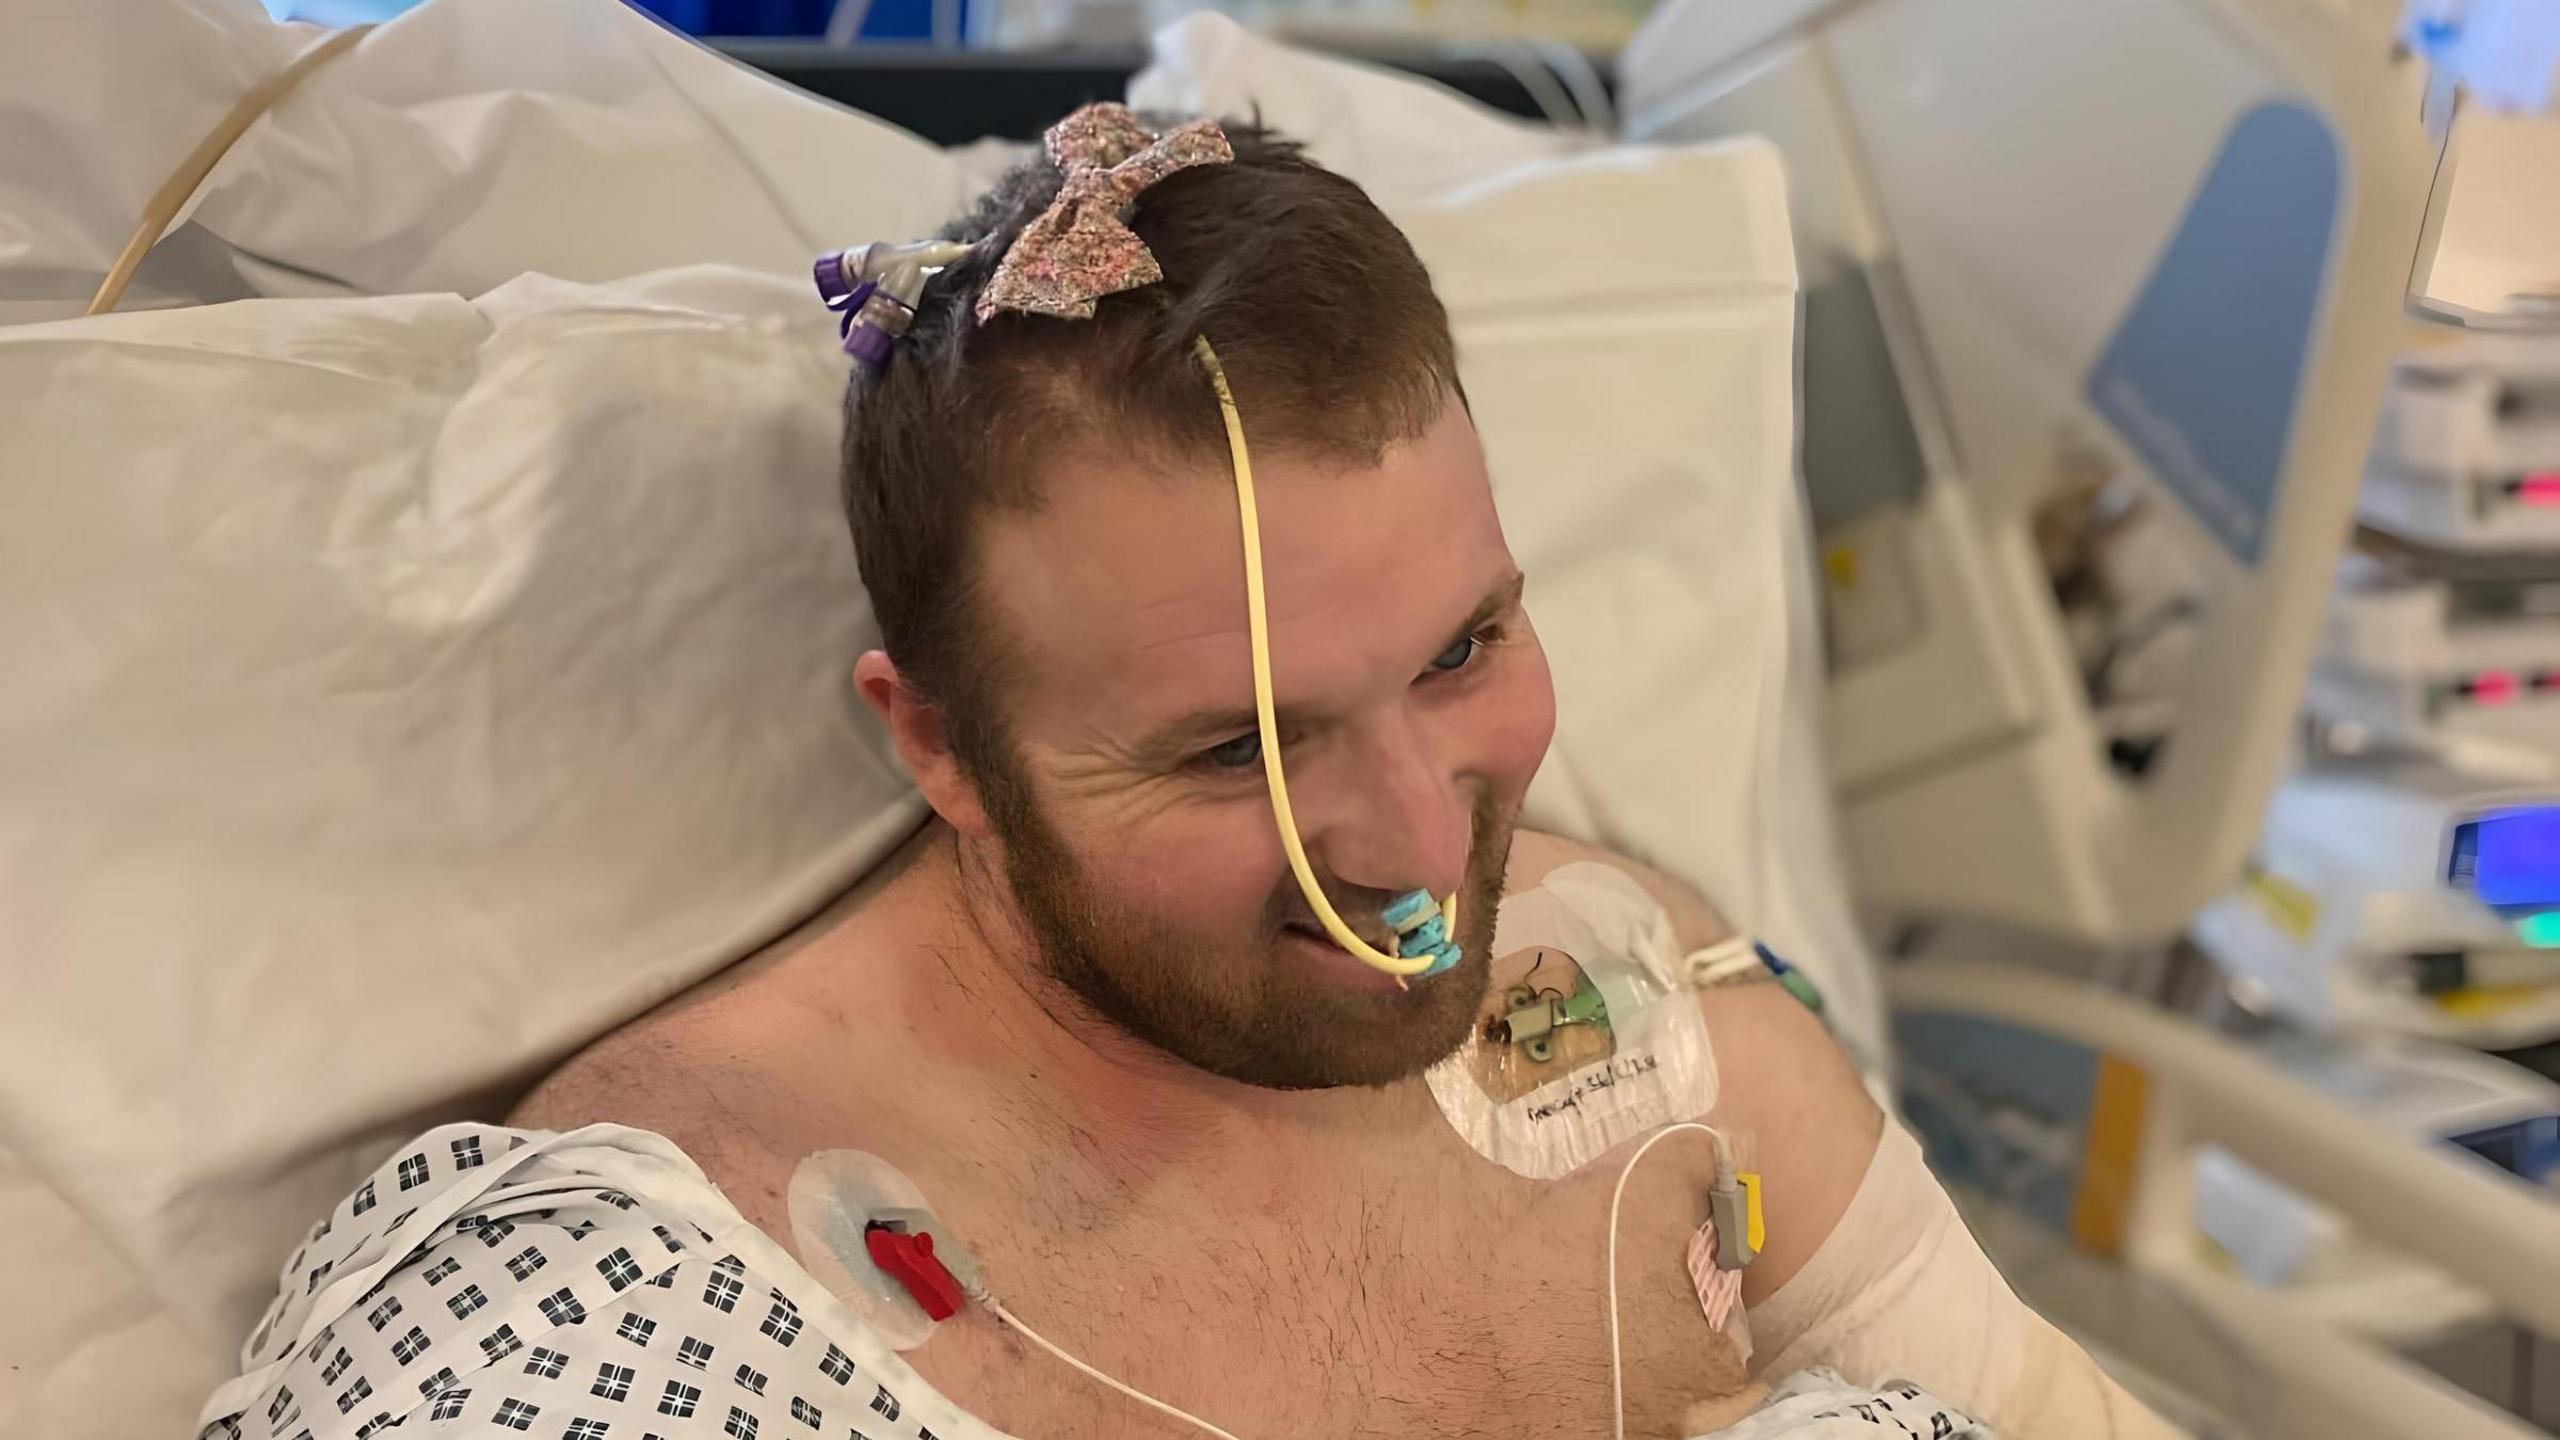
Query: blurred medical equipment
xmin=2188 ymin=1032 xmax=2558 ymax=1289
xmin=2301 ymin=339 xmax=2560 ymax=783
xmin=2362 ymin=338 xmax=2560 ymax=554
xmin=1621 ymin=0 xmax=2446 ymax=944
xmin=2177 ymin=323 xmax=2560 ymax=1403
xmin=2312 ymin=548 xmax=2560 ymax=777
xmin=1617 ymin=0 xmax=2560 ymax=1434
xmin=2195 ymin=765 xmax=2560 ymax=1044
xmin=1895 ymin=966 xmax=2560 ymax=1440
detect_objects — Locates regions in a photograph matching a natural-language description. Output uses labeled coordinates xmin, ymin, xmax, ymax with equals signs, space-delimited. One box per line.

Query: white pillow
xmin=1 ymin=0 xmax=970 ymax=314
xmin=0 ymin=268 xmax=923 ymax=1346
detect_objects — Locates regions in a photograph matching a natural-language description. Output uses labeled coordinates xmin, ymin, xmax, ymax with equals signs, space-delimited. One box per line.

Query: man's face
xmin=967 ymin=396 xmax=1556 ymax=1088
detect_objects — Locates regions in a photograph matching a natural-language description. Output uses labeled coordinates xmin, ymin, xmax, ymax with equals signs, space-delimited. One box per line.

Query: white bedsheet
xmin=0 ymin=1144 xmax=221 ymax=1440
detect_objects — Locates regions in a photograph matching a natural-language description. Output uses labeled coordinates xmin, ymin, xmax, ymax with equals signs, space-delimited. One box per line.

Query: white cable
xmin=1693 ymin=956 xmax=1766 ymax=990
xmin=1529 ymin=38 xmax=1616 ymax=134
xmin=1607 ymin=1122 xmax=1735 ymax=1440
xmin=982 ymin=1295 xmax=1250 ymax=1440
xmin=1684 ymin=936 xmax=1762 ymax=989
xmin=1444 ymin=42 xmax=1585 ymax=131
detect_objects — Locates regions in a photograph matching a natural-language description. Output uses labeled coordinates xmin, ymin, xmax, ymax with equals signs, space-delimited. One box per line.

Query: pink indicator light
xmin=2472 ymin=670 xmax=2522 ymax=706
xmin=2520 ymin=473 xmax=2560 ymax=507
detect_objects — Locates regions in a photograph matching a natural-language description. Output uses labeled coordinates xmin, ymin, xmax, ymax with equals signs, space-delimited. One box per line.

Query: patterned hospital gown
xmin=197 ymin=1123 xmax=1992 ymax=1440
xmin=195 ymin=1123 xmax=1003 ymax=1440
xmin=1713 ymin=1373 xmax=1994 ymax=1439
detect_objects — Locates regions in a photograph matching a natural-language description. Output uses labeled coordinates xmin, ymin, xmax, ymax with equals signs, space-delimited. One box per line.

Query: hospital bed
xmin=0 ymin=1 xmax=2550 ymax=1437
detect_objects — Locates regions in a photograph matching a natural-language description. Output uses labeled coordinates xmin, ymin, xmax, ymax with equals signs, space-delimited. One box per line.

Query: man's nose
xmin=1310 ymin=716 xmax=1472 ymax=903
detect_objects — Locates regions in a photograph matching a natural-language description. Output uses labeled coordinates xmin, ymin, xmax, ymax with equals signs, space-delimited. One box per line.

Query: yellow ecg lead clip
xmin=1709 ymin=1170 xmax=1766 ymax=1272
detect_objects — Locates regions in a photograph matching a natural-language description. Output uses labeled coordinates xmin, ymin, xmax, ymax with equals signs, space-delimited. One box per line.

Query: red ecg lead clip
xmin=865 ymin=1221 xmax=966 ymax=1321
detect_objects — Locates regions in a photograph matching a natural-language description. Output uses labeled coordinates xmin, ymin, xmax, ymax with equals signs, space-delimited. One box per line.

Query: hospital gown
xmin=1714 ymin=1375 xmax=1993 ymax=1439
xmin=197 ymin=1123 xmax=1992 ymax=1440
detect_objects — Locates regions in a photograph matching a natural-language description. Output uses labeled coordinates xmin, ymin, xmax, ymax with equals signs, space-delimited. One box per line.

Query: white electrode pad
xmin=786 ymin=1149 xmax=958 ymax=1352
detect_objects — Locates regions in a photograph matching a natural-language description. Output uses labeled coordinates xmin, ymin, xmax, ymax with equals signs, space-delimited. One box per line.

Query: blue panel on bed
xmin=1896 ymin=1013 xmax=2102 ymax=1233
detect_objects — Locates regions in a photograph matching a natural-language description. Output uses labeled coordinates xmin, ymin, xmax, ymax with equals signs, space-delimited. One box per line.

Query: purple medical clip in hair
xmin=813 ymin=251 xmax=881 ymax=365
xmin=814 ymin=241 xmax=977 ymax=374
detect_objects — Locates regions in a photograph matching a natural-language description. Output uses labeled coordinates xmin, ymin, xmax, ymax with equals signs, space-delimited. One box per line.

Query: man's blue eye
xmin=1428 ymin=634 xmax=1479 ymax=673
xmin=1204 ymin=732 xmax=1263 ymax=769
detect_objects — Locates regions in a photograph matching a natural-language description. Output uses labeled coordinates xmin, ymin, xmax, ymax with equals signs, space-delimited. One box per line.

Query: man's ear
xmin=854 ymin=650 xmax=992 ymax=836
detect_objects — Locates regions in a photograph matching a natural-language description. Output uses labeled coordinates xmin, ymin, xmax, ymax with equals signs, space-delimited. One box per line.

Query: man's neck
xmin=856 ymin=824 xmax=1439 ymax=1188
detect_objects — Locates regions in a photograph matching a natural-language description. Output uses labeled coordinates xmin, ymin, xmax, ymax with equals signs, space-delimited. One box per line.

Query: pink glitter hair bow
xmin=974 ymin=103 xmax=1234 ymax=324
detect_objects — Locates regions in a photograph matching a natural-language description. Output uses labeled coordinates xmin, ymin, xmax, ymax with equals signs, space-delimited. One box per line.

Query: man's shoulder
xmin=505 ymin=924 xmax=952 ymax=1231
xmin=504 ymin=1016 xmax=748 ymax=1201
xmin=507 ymin=1016 xmax=684 ymax=1133
xmin=509 ymin=874 xmax=921 ymax=1144
xmin=1507 ymin=830 xmax=1881 ymax=1297
xmin=507 ymin=1006 xmax=831 ymax=1239
xmin=506 ymin=973 xmax=803 ymax=1166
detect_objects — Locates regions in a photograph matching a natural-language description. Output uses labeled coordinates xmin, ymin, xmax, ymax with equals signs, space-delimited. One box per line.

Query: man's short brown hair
xmin=839 ymin=120 xmax=1459 ymax=779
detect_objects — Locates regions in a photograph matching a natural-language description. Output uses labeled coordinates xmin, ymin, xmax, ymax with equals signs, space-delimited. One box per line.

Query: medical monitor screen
xmin=2448 ymin=805 xmax=2560 ymax=912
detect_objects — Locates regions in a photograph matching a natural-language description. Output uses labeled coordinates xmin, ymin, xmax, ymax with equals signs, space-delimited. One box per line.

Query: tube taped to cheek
xmin=787 ymin=1150 xmax=949 ymax=1352
xmin=1425 ymin=861 xmax=1718 ymax=1179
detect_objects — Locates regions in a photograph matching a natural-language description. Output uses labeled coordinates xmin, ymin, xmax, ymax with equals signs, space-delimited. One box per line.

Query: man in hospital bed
xmin=204 ymin=110 xmax=2171 ymax=1440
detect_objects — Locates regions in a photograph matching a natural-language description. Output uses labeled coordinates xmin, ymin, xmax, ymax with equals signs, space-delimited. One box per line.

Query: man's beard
xmin=970 ymin=750 xmax=1513 ymax=1090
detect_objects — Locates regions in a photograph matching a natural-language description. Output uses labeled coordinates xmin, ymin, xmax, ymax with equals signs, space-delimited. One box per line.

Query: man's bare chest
xmin=858 ymin=1142 xmax=1756 ymax=1440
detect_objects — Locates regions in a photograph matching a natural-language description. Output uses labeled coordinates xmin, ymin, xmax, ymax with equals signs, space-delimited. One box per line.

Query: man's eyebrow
xmin=1131 ymin=570 xmax=1527 ymax=764
xmin=1459 ymin=570 xmax=1529 ymax=639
